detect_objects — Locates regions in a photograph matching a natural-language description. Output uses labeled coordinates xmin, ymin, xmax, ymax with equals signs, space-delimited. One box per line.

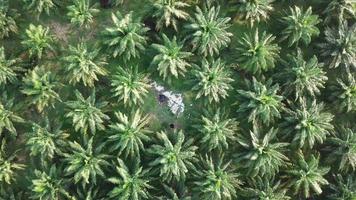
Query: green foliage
xmin=193 ymin=155 xmax=241 ymax=200
xmin=21 ymin=24 xmax=54 ymax=59
xmin=279 ymin=50 xmax=327 ymax=100
xmin=328 ymin=174 xmax=356 ymax=200
xmin=281 ymin=6 xmax=320 ymax=46
xmin=0 ymin=94 xmax=23 ymax=136
xmin=107 ymin=110 xmax=152 ymax=158
xmin=235 ymin=127 xmax=289 ymax=177
xmin=185 ymin=5 xmax=232 ymax=57
xmin=63 ymin=137 xmax=110 ymax=186
xmin=319 ymin=22 xmax=356 ymax=69
xmin=148 ymin=131 xmax=197 ymax=182
xmin=159 ymin=184 xmax=191 ymax=200
xmin=330 ymin=73 xmax=356 ymax=112
xmin=102 ymin=11 xmax=149 ymax=60
xmin=67 ymin=0 xmax=99 ymax=28
xmin=327 ymin=126 xmax=356 ymax=172
xmin=282 ymin=98 xmax=334 ymax=149
xmin=30 ymin=165 xmax=72 ymax=200
xmin=0 ymin=6 xmax=18 ymax=39
xmin=65 ymin=90 xmax=109 ymax=135
xmin=192 ymin=58 xmax=233 ymax=103
xmin=286 ymin=152 xmax=330 ymax=198
xmin=151 ymin=34 xmax=193 ymax=80
xmin=232 ymin=0 xmax=274 ymax=26
xmin=324 ymin=0 xmax=356 ymax=22
xmin=151 ymin=0 xmax=190 ymax=31
xmin=0 ymin=47 xmax=18 ymax=86
xmin=236 ymin=29 xmax=280 ymax=74
xmin=194 ymin=108 xmax=239 ymax=152
xmin=110 ymin=66 xmax=150 ymax=106
xmin=0 ymin=140 xmax=25 ymax=185
xmin=24 ymin=0 xmax=55 ymax=17
xmin=236 ymin=78 xmax=283 ymax=125
xmin=21 ymin=66 xmax=60 ymax=113
xmin=107 ymin=158 xmax=152 ymax=200
xmin=63 ymin=42 xmax=107 ymax=87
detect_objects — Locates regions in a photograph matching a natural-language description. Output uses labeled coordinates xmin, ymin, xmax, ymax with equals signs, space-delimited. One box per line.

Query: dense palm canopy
xmin=232 ymin=0 xmax=275 ymax=26
xmin=194 ymin=108 xmax=239 ymax=152
xmin=151 ymin=0 xmax=190 ymax=31
xmin=151 ymin=34 xmax=193 ymax=80
xmin=102 ymin=11 xmax=149 ymax=60
xmin=148 ymin=131 xmax=197 ymax=182
xmin=236 ymin=77 xmax=283 ymax=125
xmin=235 ymin=127 xmax=289 ymax=177
xmin=192 ymin=58 xmax=233 ymax=103
xmin=0 ymin=94 xmax=24 ymax=136
xmin=107 ymin=110 xmax=152 ymax=158
xmin=0 ymin=47 xmax=18 ymax=85
xmin=110 ymin=66 xmax=150 ymax=106
xmin=236 ymin=29 xmax=280 ymax=74
xmin=0 ymin=140 xmax=25 ymax=185
xmin=279 ymin=50 xmax=327 ymax=100
xmin=185 ymin=5 xmax=232 ymax=57
xmin=282 ymin=99 xmax=334 ymax=149
xmin=67 ymin=0 xmax=99 ymax=28
xmin=324 ymin=0 xmax=356 ymax=22
xmin=328 ymin=174 xmax=356 ymax=200
xmin=107 ymin=158 xmax=152 ymax=200
xmin=281 ymin=6 xmax=320 ymax=46
xmin=286 ymin=153 xmax=330 ymax=198
xmin=63 ymin=42 xmax=107 ymax=87
xmin=319 ymin=22 xmax=356 ymax=69
xmin=330 ymin=73 xmax=356 ymax=112
xmin=65 ymin=90 xmax=109 ymax=135
xmin=0 ymin=5 xmax=18 ymax=39
xmin=21 ymin=66 xmax=60 ymax=113
xmin=21 ymin=24 xmax=54 ymax=59
xmin=193 ymin=156 xmax=241 ymax=200
xmin=63 ymin=137 xmax=110 ymax=186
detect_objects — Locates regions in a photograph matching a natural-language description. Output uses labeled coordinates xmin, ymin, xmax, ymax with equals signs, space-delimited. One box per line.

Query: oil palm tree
xmin=26 ymin=120 xmax=69 ymax=164
xmin=0 ymin=47 xmax=19 ymax=86
xmin=330 ymin=73 xmax=356 ymax=112
xmin=110 ymin=66 xmax=150 ymax=107
xmin=65 ymin=90 xmax=109 ymax=135
xmin=67 ymin=0 xmax=99 ymax=28
xmin=286 ymin=152 xmax=330 ymax=198
xmin=327 ymin=126 xmax=356 ymax=172
xmin=148 ymin=131 xmax=198 ymax=182
xmin=185 ymin=5 xmax=232 ymax=57
xmin=0 ymin=5 xmax=18 ymax=39
xmin=102 ymin=11 xmax=149 ymax=60
xmin=278 ymin=50 xmax=327 ymax=100
xmin=328 ymin=174 xmax=356 ymax=200
xmin=21 ymin=24 xmax=54 ymax=59
xmin=63 ymin=137 xmax=110 ymax=186
xmin=0 ymin=94 xmax=24 ymax=136
xmin=63 ymin=42 xmax=107 ymax=87
xmin=0 ymin=140 xmax=25 ymax=185
xmin=30 ymin=165 xmax=72 ymax=200
xmin=193 ymin=155 xmax=241 ymax=200
xmin=107 ymin=110 xmax=152 ymax=158
xmin=281 ymin=98 xmax=334 ymax=149
xmin=235 ymin=127 xmax=289 ymax=178
xmin=194 ymin=108 xmax=239 ymax=152
xmin=192 ymin=58 xmax=234 ymax=103
xmin=236 ymin=77 xmax=283 ymax=125
xmin=281 ymin=6 xmax=320 ymax=46
xmin=324 ymin=0 xmax=356 ymax=23
xmin=23 ymin=0 xmax=55 ymax=18
xmin=151 ymin=34 xmax=193 ymax=80
xmin=236 ymin=29 xmax=280 ymax=74
xmin=107 ymin=158 xmax=152 ymax=200
xmin=21 ymin=66 xmax=60 ymax=113
xmin=231 ymin=0 xmax=275 ymax=26
xmin=151 ymin=0 xmax=190 ymax=31
xmin=319 ymin=22 xmax=355 ymax=69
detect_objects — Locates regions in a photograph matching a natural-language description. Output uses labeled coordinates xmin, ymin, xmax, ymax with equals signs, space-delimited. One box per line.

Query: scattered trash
xmin=151 ymin=82 xmax=185 ymax=116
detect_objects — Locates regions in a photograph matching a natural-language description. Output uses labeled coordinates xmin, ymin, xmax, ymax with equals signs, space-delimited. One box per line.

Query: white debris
xmin=151 ymin=82 xmax=185 ymax=116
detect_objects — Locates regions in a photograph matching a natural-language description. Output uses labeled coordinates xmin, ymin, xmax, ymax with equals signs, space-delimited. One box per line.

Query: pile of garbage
xmin=151 ymin=82 xmax=184 ymax=116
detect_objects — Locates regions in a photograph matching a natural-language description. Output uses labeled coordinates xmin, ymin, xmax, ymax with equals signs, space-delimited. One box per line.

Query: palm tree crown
xmin=233 ymin=0 xmax=275 ymax=26
xmin=236 ymin=29 xmax=280 ymax=74
xmin=21 ymin=24 xmax=54 ymax=59
xmin=0 ymin=46 xmax=18 ymax=86
xmin=151 ymin=0 xmax=190 ymax=31
xmin=148 ymin=131 xmax=198 ymax=182
xmin=281 ymin=6 xmax=320 ymax=46
xmin=0 ymin=5 xmax=18 ymax=39
xmin=236 ymin=77 xmax=283 ymax=125
xmin=331 ymin=73 xmax=356 ymax=112
xmin=24 ymin=0 xmax=55 ymax=18
xmin=63 ymin=42 xmax=107 ymax=87
xmin=0 ymin=140 xmax=25 ymax=185
xmin=0 ymin=94 xmax=24 ymax=136
xmin=185 ymin=5 xmax=232 ymax=57
xmin=151 ymin=34 xmax=193 ymax=80
xmin=328 ymin=174 xmax=356 ymax=200
xmin=324 ymin=0 xmax=356 ymax=23
xmin=110 ymin=66 xmax=150 ymax=106
xmin=192 ymin=58 xmax=233 ymax=103
xmin=65 ymin=90 xmax=109 ymax=135
xmin=67 ymin=0 xmax=99 ymax=28
xmin=102 ymin=11 xmax=149 ymax=60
